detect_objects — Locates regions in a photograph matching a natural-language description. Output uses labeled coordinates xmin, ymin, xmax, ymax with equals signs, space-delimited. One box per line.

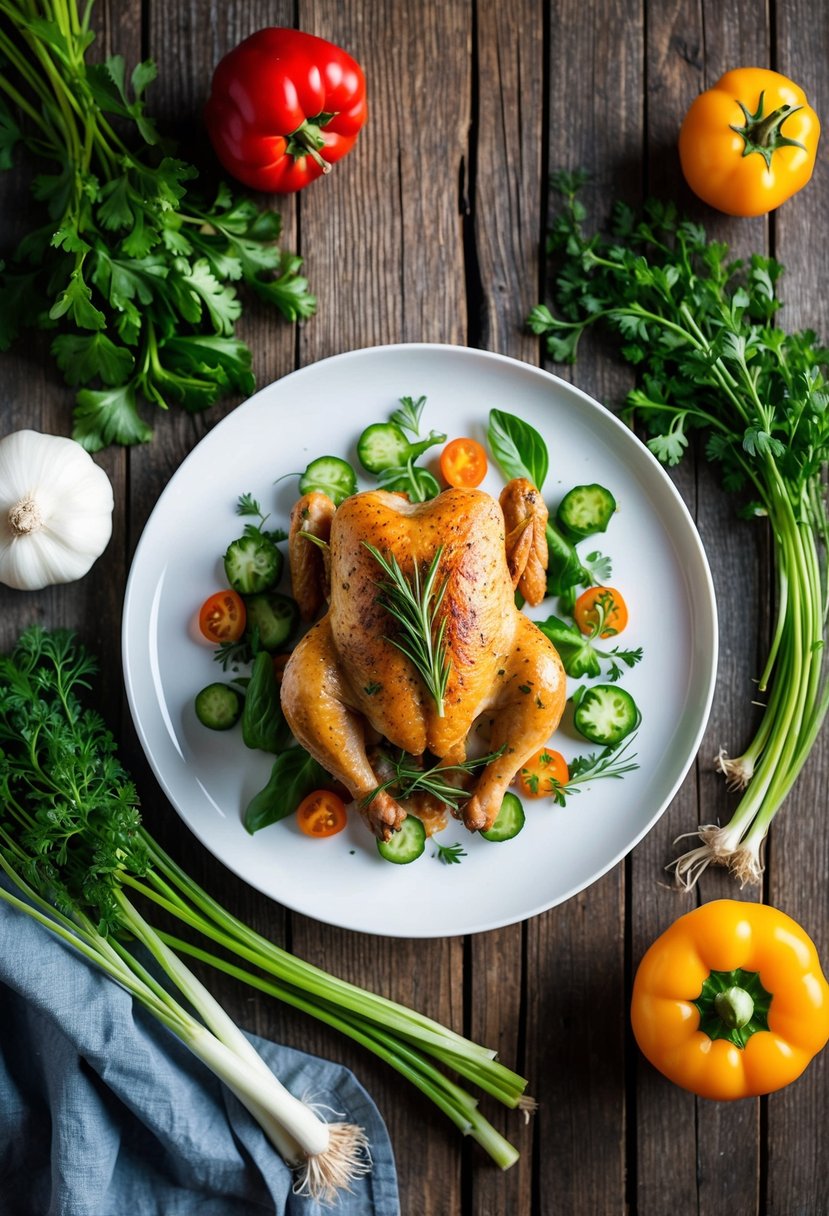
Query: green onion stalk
xmin=528 ymin=173 xmax=829 ymax=887
xmin=0 ymin=628 xmax=529 ymax=1173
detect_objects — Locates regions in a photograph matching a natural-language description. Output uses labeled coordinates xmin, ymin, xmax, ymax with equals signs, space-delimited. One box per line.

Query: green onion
xmin=529 ymin=175 xmax=829 ymax=886
xmin=0 ymin=627 xmax=530 ymax=1173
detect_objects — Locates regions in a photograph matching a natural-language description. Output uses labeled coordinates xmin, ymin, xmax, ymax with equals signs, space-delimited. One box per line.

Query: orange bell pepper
xmin=631 ymin=900 xmax=829 ymax=1101
xmin=678 ymin=67 xmax=820 ymax=216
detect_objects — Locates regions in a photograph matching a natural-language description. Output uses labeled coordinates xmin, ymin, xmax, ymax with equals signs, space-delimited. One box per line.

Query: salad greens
xmin=0 ymin=0 xmax=314 ymax=450
xmin=529 ymin=172 xmax=829 ymax=887
xmin=0 ymin=626 xmax=531 ymax=1171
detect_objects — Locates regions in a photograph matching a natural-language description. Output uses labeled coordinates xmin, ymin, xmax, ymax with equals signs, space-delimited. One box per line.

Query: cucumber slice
xmin=224 ymin=534 xmax=282 ymax=595
xmin=556 ymin=483 xmax=617 ymax=540
xmin=573 ymin=683 xmax=640 ymax=746
xmin=194 ymin=683 xmax=242 ymax=731
xmin=298 ymin=456 xmax=357 ymax=505
xmin=377 ymin=815 xmax=426 ymax=864
xmin=357 ymin=423 xmax=412 ymax=473
xmin=480 ymin=792 xmax=526 ymax=842
xmin=244 ymin=592 xmax=300 ymax=652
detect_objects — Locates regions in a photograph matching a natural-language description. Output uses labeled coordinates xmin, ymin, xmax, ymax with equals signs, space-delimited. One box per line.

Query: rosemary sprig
xmin=362 ymin=746 xmax=507 ymax=811
xmin=364 ymin=543 xmax=452 ymax=715
xmin=550 ymin=735 xmax=640 ymax=807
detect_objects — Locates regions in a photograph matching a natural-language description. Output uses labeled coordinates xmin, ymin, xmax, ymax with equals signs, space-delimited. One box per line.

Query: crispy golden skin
xmin=281 ymin=484 xmax=566 ymax=839
xmin=500 ymin=477 xmax=549 ymax=606
xmin=288 ymin=491 xmax=335 ymax=620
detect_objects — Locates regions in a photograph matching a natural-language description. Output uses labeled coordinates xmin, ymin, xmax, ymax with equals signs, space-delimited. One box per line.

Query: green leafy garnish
xmin=236 ymin=492 xmax=288 ymax=543
xmin=390 ymin=394 xmax=428 ymax=436
xmin=362 ymin=746 xmax=507 ymax=812
xmin=433 ymin=841 xmax=467 ymax=865
xmin=487 ymin=408 xmax=549 ymax=490
xmin=376 ymin=458 xmax=441 ymax=501
xmin=364 ymin=544 xmax=452 ymax=715
xmin=537 ymin=614 xmax=642 ymax=682
xmin=0 ymin=5 xmax=315 ymax=449
xmin=0 ymin=626 xmax=530 ymax=1169
xmin=548 ymin=736 xmax=640 ymax=807
xmin=531 ymin=175 xmax=829 ymax=884
xmin=244 ymin=747 xmax=331 ymax=834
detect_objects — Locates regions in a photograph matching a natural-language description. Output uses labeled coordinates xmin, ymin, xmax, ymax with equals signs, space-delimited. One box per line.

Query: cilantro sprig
xmin=0 ymin=1 xmax=315 ymax=450
xmin=530 ymin=173 xmax=829 ymax=885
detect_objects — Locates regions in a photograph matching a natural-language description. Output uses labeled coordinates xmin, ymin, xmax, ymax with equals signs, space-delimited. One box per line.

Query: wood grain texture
xmin=466 ymin=4 xmax=545 ymax=1211
xmin=766 ymin=3 xmax=829 ymax=1213
xmin=636 ymin=3 xmax=770 ymax=1213
xmin=532 ymin=1 xmax=643 ymax=1211
xmin=2 ymin=1 xmax=828 ymax=1213
xmin=289 ymin=4 xmax=471 ymax=1211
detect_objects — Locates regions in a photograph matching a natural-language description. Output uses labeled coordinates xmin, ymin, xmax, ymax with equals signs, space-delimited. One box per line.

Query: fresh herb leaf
xmin=51 ymin=332 xmax=135 ymax=386
xmin=390 ymin=394 xmax=428 ymax=436
xmin=241 ymin=651 xmax=292 ymax=754
xmin=363 ymin=746 xmax=507 ymax=812
xmin=365 ymin=544 xmax=452 ymax=715
xmin=244 ymin=747 xmax=331 ymax=834
xmin=433 ymin=841 xmax=467 ymax=865
xmin=532 ymin=178 xmax=829 ymax=883
xmin=550 ymin=736 xmax=640 ymax=807
xmin=375 ymin=459 xmax=441 ymax=501
xmin=488 ymin=408 xmax=549 ymax=489
xmin=0 ymin=17 xmax=315 ymax=450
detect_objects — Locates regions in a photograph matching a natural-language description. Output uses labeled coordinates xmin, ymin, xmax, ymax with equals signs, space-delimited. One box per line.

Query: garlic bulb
xmin=0 ymin=430 xmax=114 ymax=591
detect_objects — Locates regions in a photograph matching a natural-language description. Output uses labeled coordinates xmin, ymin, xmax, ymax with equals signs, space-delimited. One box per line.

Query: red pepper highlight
xmin=204 ymin=28 xmax=367 ymax=193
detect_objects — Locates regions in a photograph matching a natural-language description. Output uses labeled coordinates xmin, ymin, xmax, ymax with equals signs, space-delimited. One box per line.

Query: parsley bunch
xmin=0 ymin=626 xmax=533 ymax=1169
xmin=0 ymin=0 xmax=316 ymax=450
xmin=529 ymin=172 xmax=829 ymax=887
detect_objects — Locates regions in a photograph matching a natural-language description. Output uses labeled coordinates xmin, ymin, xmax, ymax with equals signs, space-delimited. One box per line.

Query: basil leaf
xmin=487 ymin=409 xmax=549 ymax=489
xmin=546 ymin=521 xmax=589 ymax=595
xmin=535 ymin=614 xmax=602 ymax=679
xmin=241 ymin=651 xmax=292 ymax=753
xmin=244 ymin=747 xmax=330 ymax=834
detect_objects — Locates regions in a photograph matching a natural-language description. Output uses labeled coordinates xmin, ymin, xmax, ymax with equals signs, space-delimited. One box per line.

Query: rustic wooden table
xmin=2 ymin=1 xmax=828 ymax=1213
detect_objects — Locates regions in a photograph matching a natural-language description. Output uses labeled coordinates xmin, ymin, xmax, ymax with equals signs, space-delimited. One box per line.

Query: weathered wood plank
xmin=121 ymin=0 xmax=300 ymax=1023
xmin=765 ymin=2 xmax=829 ymax=1212
xmin=530 ymin=0 xmax=644 ymax=1211
xmin=287 ymin=4 xmax=472 ymax=1212
xmin=636 ymin=2 xmax=770 ymax=1213
xmin=467 ymin=3 xmax=546 ymax=1211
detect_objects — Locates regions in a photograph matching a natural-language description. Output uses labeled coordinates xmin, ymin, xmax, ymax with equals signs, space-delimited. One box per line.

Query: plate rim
xmin=122 ymin=341 xmax=719 ymax=937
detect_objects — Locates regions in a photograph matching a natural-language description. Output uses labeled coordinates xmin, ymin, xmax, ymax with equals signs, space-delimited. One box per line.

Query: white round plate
xmin=123 ymin=343 xmax=717 ymax=938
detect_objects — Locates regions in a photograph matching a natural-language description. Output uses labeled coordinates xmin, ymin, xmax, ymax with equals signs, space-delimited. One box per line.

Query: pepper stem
xmin=730 ymin=91 xmax=806 ymax=169
xmin=286 ymin=116 xmax=335 ymax=174
xmin=713 ymin=985 xmax=755 ymax=1030
xmin=693 ymin=967 xmax=772 ymax=1049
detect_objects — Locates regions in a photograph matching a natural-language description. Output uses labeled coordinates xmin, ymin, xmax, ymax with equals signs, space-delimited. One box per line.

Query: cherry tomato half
xmin=517 ymin=747 xmax=569 ymax=798
xmin=439 ymin=437 xmax=488 ymax=488
xmin=198 ymin=589 xmax=247 ymax=643
xmin=297 ymin=790 xmax=348 ymax=837
xmin=573 ymin=586 xmax=629 ymax=638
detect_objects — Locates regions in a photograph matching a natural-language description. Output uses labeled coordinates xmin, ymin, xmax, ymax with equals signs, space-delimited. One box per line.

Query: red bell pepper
xmin=204 ymin=28 xmax=367 ymax=194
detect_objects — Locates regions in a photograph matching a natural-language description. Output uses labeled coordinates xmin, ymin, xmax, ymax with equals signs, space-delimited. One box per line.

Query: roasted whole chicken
xmin=280 ymin=478 xmax=566 ymax=840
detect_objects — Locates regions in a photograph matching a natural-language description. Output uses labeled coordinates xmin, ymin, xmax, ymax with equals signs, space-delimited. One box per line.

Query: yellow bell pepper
xmin=678 ymin=67 xmax=820 ymax=216
xmin=631 ymin=900 xmax=829 ymax=1100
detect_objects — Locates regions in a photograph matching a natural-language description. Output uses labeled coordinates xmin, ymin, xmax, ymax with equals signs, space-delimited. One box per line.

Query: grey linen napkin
xmin=0 ymin=890 xmax=400 ymax=1216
